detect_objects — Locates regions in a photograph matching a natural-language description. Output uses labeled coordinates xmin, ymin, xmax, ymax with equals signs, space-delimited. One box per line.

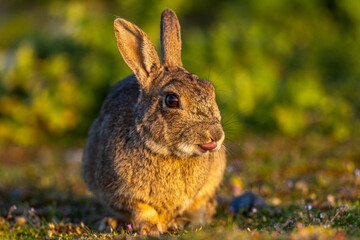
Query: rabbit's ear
xmin=114 ymin=18 xmax=160 ymax=89
xmin=160 ymin=8 xmax=182 ymax=67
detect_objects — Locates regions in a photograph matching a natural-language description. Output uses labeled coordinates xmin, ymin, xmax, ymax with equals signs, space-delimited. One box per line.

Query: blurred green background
xmin=1 ymin=1 xmax=360 ymax=237
xmin=0 ymin=0 xmax=359 ymax=147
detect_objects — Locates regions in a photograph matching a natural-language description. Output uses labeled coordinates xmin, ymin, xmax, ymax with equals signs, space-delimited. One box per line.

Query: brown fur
xmin=82 ymin=8 xmax=226 ymax=237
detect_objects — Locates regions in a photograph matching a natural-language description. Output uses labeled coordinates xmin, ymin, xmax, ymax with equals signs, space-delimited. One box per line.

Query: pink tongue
xmin=199 ymin=141 xmax=217 ymax=151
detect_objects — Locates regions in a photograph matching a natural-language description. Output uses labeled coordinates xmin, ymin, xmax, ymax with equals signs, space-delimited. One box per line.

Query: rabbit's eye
xmin=165 ymin=94 xmax=179 ymax=108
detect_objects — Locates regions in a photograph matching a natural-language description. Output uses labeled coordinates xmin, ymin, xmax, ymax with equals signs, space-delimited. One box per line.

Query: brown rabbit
xmin=82 ymin=8 xmax=226 ymax=237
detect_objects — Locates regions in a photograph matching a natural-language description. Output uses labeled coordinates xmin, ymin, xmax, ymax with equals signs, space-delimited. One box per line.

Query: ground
xmin=0 ymin=135 xmax=359 ymax=239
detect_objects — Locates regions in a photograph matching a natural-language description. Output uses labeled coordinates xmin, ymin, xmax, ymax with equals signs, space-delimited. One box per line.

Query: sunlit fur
xmin=82 ymin=9 xmax=226 ymax=237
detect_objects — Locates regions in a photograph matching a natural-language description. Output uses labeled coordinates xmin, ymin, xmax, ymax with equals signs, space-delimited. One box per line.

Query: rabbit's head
xmin=114 ymin=9 xmax=224 ymax=158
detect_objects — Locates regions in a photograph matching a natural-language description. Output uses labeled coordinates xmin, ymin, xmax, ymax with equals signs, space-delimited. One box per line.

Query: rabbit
xmin=82 ymin=8 xmax=226 ymax=237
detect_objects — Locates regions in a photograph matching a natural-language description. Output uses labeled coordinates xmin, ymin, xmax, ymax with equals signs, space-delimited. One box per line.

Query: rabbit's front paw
xmin=132 ymin=202 xmax=164 ymax=237
xmin=137 ymin=220 xmax=163 ymax=237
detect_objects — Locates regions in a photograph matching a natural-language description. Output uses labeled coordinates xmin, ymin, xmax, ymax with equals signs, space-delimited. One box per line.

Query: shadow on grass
xmin=0 ymin=185 xmax=108 ymax=229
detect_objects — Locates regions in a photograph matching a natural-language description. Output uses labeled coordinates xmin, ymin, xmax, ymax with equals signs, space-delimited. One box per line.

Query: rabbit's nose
xmin=209 ymin=124 xmax=225 ymax=143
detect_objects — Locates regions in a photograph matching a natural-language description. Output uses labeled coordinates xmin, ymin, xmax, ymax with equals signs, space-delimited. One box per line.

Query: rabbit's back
xmin=82 ymin=75 xmax=140 ymax=197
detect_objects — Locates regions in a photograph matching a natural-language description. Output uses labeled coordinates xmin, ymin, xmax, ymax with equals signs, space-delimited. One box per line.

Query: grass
xmin=0 ymin=134 xmax=359 ymax=239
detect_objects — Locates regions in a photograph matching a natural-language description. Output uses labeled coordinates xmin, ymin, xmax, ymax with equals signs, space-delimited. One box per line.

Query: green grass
xmin=0 ymin=135 xmax=359 ymax=239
